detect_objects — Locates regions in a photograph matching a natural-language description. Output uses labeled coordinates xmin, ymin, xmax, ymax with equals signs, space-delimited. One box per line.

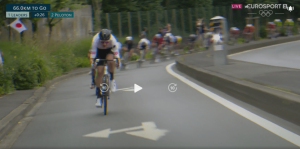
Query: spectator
xmin=140 ymin=27 xmax=147 ymax=38
xmin=0 ymin=51 xmax=3 ymax=67
xmin=158 ymin=27 xmax=163 ymax=36
xmin=166 ymin=23 xmax=171 ymax=33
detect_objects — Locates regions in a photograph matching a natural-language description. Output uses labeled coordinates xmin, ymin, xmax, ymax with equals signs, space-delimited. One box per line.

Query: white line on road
xmin=228 ymin=40 xmax=300 ymax=57
xmin=166 ymin=63 xmax=300 ymax=147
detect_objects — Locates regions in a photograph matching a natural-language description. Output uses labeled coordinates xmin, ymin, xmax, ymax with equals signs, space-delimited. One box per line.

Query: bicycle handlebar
xmin=95 ymin=58 xmax=118 ymax=62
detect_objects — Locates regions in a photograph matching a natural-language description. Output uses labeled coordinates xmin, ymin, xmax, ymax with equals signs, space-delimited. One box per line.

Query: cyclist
xmin=267 ymin=22 xmax=276 ymax=38
xmin=188 ymin=34 xmax=198 ymax=52
xmin=122 ymin=36 xmax=134 ymax=66
xmin=136 ymin=34 xmax=150 ymax=61
xmin=90 ymin=29 xmax=120 ymax=107
xmin=229 ymin=27 xmax=240 ymax=43
xmin=284 ymin=19 xmax=294 ymax=36
xmin=151 ymin=34 xmax=163 ymax=62
xmin=243 ymin=24 xmax=255 ymax=42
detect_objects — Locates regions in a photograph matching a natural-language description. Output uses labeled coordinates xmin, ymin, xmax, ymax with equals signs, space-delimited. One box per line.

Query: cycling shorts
xmin=95 ymin=48 xmax=114 ymax=66
xmin=139 ymin=45 xmax=146 ymax=50
xmin=126 ymin=43 xmax=133 ymax=52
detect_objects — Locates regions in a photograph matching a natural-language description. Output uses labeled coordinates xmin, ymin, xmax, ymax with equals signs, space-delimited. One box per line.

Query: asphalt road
xmin=228 ymin=40 xmax=300 ymax=70
xmin=8 ymin=60 xmax=300 ymax=149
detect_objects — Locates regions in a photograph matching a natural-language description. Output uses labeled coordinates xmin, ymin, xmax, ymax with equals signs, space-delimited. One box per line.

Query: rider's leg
xmin=106 ymin=53 xmax=115 ymax=81
xmin=95 ymin=64 xmax=104 ymax=107
xmin=91 ymin=66 xmax=96 ymax=89
xmin=128 ymin=49 xmax=133 ymax=60
xmin=95 ymin=65 xmax=104 ymax=93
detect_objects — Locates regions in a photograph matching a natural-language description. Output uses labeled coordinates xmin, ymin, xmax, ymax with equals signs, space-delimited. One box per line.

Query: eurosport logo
xmin=243 ymin=4 xmax=294 ymax=17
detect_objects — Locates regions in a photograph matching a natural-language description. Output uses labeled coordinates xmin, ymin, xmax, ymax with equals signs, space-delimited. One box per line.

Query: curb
xmin=175 ymin=35 xmax=300 ymax=126
xmin=0 ymin=67 xmax=90 ymax=141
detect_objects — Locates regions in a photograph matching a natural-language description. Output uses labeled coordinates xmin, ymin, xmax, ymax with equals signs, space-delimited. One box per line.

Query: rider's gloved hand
xmin=114 ymin=56 xmax=120 ymax=68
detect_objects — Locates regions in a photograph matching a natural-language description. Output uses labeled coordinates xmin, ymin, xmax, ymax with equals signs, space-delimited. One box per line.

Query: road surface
xmin=7 ymin=60 xmax=300 ymax=149
xmin=229 ymin=40 xmax=300 ymax=70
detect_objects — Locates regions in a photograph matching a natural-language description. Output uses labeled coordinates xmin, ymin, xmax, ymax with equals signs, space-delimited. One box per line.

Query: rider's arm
xmin=110 ymin=35 xmax=120 ymax=59
xmin=90 ymin=34 xmax=99 ymax=62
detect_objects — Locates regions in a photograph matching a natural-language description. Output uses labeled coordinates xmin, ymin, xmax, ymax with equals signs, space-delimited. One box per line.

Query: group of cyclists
xmin=87 ymin=23 xmax=185 ymax=108
xmin=228 ymin=18 xmax=298 ymax=43
xmin=88 ymin=17 xmax=298 ymax=108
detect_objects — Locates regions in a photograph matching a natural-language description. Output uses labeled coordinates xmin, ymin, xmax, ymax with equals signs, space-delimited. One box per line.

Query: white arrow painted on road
xmin=134 ymin=84 xmax=142 ymax=93
xmin=83 ymin=122 xmax=168 ymax=141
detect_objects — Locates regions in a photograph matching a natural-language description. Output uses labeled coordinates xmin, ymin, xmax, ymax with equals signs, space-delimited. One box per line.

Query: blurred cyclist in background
xmin=228 ymin=27 xmax=240 ymax=44
xmin=284 ymin=19 xmax=294 ymax=36
xmin=121 ymin=36 xmax=134 ymax=67
xmin=151 ymin=33 xmax=163 ymax=62
xmin=243 ymin=24 xmax=255 ymax=43
xmin=267 ymin=22 xmax=276 ymax=38
xmin=188 ymin=34 xmax=198 ymax=53
xmin=137 ymin=34 xmax=150 ymax=61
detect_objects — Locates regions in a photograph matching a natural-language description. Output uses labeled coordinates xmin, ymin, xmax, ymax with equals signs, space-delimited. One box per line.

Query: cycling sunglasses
xmin=101 ymin=41 xmax=109 ymax=44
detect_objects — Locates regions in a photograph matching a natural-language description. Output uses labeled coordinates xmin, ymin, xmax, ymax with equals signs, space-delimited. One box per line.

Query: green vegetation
xmin=236 ymin=38 xmax=245 ymax=43
xmin=260 ymin=26 xmax=267 ymax=39
xmin=0 ymin=38 xmax=91 ymax=95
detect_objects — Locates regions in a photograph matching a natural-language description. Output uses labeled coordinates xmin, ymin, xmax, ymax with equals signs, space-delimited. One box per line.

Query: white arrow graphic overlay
xmin=134 ymin=84 xmax=142 ymax=93
xmin=83 ymin=122 xmax=168 ymax=141
xmin=116 ymin=87 xmax=134 ymax=91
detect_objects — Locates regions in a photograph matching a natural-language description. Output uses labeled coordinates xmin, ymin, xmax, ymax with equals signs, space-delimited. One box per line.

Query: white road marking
xmin=228 ymin=40 xmax=300 ymax=57
xmin=83 ymin=122 xmax=168 ymax=141
xmin=166 ymin=63 xmax=300 ymax=147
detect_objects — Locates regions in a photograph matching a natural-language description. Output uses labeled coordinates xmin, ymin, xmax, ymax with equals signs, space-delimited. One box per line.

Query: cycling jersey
xmin=152 ymin=36 xmax=163 ymax=46
xmin=244 ymin=24 xmax=255 ymax=33
xmin=90 ymin=32 xmax=120 ymax=59
xmin=138 ymin=38 xmax=150 ymax=50
xmin=230 ymin=27 xmax=240 ymax=34
xmin=284 ymin=19 xmax=294 ymax=26
xmin=175 ymin=36 xmax=182 ymax=44
xmin=268 ymin=22 xmax=276 ymax=29
xmin=189 ymin=34 xmax=197 ymax=42
xmin=123 ymin=40 xmax=134 ymax=52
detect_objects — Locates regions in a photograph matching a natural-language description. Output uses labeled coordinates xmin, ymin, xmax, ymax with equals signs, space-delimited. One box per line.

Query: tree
xmin=43 ymin=0 xmax=83 ymax=41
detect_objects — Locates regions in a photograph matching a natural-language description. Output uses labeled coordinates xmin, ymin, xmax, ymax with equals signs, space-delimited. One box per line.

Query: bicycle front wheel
xmin=102 ymin=74 xmax=110 ymax=115
xmin=103 ymin=96 xmax=108 ymax=115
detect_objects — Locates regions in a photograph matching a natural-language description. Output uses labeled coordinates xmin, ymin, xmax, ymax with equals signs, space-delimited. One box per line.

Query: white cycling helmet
xmin=230 ymin=27 xmax=239 ymax=30
xmin=274 ymin=19 xmax=281 ymax=22
xmin=126 ymin=36 xmax=132 ymax=40
xmin=155 ymin=34 xmax=161 ymax=38
xmin=165 ymin=33 xmax=171 ymax=37
xmin=246 ymin=24 xmax=253 ymax=27
xmin=189 ymin=34 xmax=197 ymax=37
xmin=287 ymin=19 xmax=293 ymax=21
xmin=298 ymin=18 xmax=300 ymax=21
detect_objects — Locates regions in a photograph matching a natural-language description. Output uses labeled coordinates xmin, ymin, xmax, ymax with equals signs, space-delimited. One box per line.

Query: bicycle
xmin=137 ymin=49 xmax=145 ymax=68
xmin=95 ymin=58 xmax=118 ymax=115
xmin=121 ymin=51 xmax=129 ymax=70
